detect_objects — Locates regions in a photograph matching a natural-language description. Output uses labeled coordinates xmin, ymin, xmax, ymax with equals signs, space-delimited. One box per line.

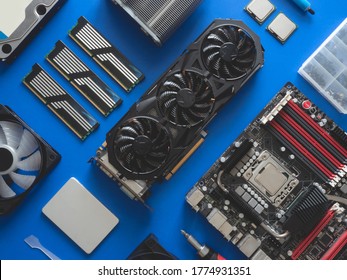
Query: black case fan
xmin=127 ymin=234 xmax=177 ymax=260
xmin=0 ymin=105 xmax=61 ymax=214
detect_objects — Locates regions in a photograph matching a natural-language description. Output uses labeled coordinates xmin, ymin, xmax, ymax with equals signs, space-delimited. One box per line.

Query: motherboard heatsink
xmin=94 ymin=19 xmax=264 ymax=202
xmin=186 ymin=83 xmax=347 ymax=260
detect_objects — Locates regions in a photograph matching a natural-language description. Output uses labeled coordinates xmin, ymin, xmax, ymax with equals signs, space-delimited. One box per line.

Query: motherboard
xmin=187 ymin=83 xmax=347 ymax=260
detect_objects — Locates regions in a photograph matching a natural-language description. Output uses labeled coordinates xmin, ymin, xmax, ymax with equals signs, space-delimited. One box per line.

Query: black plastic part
xmin=127 ymin=234 xmax=177 ymax=260
xmin=0 ymin=105 xmax=61 ymax=215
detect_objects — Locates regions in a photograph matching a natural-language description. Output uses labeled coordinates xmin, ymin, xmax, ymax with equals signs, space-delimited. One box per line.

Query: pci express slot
xmin=321 ymin=230 xmax=347 ymax=260
xmin=47 ymin=41 xmax=122 ymax=116
xmin=276 ymin=111 xmax=342 ymax=175
xmin=267 ymin=123 xmax=330 ymax=182
xmin=291 ymin=209 xmax=335 ymax=260
xmin=23 ymin=64 xmax=99 ymax=140
xmin=69 ymin=17 xmax=144 ymax=92
xmin=286 ymin=100 xmax=347 ymax=162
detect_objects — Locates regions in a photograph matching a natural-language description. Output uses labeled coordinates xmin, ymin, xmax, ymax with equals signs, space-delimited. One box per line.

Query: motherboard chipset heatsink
xmin=187 ymin=83 xmax=347 ymax=260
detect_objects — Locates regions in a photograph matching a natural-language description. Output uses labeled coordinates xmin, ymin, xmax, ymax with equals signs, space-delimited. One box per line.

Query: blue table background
xmin=1 ymin=0 xmax=346 ymax=260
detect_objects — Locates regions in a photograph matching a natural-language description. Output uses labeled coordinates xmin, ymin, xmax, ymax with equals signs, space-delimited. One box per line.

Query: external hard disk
xmin=42 ymin=178 xmax=119 ymax=254
xmin=0 ymin=0 xmax=66 ymax=62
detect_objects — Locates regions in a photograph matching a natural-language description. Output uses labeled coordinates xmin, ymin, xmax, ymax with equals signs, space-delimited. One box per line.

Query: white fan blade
xmin=17 ymin=150 xmax=42 ymax=171
xmin=0 ymin=176 xmax=16 ymax=198
xmin=0 ymin=121 xmax=23 ymax=149
xmin=9 ymin=172 xmax=36 ymax=190
xmin=16 ymin=129 xmax=39 ymax=159
xmin=0 ymin=126 xmax=6 ymax=144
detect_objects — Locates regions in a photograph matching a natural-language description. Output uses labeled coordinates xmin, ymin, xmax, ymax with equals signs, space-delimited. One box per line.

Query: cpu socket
xmin=243 ymin=150 xmax=299 ymax=207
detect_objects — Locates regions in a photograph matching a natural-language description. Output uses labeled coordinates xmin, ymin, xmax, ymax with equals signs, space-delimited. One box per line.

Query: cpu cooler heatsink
xmin=111 ymin=0 xmax=203 ymax=46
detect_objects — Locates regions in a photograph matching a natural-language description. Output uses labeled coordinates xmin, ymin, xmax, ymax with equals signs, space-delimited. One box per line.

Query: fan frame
xmin=200 ymin=24 xmax=258 ymax=81
xmin=156 ymin=70 xmax=215 ymax=128
xmin=107 ymin=116 xmax=172 ymax=179
xmin=0 ymin=105 xmax=61 ymax=215
xmin=127 ymin=234 xmax=177 ymax=260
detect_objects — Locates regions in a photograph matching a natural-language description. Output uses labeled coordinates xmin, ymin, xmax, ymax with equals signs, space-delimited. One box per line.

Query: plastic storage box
xmin=299 ymin=18 xmax=347 ymax=114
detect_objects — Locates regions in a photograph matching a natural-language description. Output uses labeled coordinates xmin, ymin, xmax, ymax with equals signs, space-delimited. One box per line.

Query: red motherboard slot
xmin=288 ymin=100 xmax=347 ymax=158
xmin=292 ymin=210 xmax=335 ymax=260
xmin=270 ymin=121 xmax=335 ymax=179
xmin=321 ymin=230 xmax=347 ymax=260
xmin=279 ymin=111 xmax=343 ymax=169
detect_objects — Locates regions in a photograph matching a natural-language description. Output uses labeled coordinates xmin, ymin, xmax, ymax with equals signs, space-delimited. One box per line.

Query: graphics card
xmin=94 ymin=19 xmax=264 ymax=202
xmin=186 ymin=83 xmax=347 ymax=260
xmin=0 ymin=105 xmax=61 ymax=214
xmin=0 ymin=0 xmax=66 ymax=62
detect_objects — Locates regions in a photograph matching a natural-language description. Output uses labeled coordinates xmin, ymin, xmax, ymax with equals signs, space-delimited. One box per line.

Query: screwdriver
xmin=181 ymin=230 xmax=226 ymax=260
xmin=289 ymin=0 xmax=315 ymax=14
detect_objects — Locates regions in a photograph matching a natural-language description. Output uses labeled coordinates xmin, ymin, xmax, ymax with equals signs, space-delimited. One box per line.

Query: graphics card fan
xmin=158 ymin=71 xmax=215 ymax=127
xmin=0 ymin=105 xmax=61 ymax=214
xmin=201 ymin=25 xmax=257 ymax=80
xmin=112 ymin=117 xmax=171 ymax=176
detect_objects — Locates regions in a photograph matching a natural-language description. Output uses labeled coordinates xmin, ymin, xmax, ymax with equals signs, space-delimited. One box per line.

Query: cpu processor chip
xmin=243 ymin=150 xmax=299 ymax=206
xmin=255 ymin=163 xmax=287 ymax=195
xmin=245 ymin=0 xmax=276 ymax=24
xmin=267 ymin=13 xmax=297 ymax=43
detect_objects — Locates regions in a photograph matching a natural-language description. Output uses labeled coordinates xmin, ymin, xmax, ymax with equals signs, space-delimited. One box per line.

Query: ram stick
xmin=46 ymin=41 xmax=122 ymax=116
xmin=23 ymin=64 xmax=99 ymax=140
xmin=69 ymin=17 xmax=144 ymax=92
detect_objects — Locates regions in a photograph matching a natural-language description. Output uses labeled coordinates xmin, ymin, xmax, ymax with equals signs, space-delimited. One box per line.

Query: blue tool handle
xmin=291 ymin=0 xmax=315 ymax=14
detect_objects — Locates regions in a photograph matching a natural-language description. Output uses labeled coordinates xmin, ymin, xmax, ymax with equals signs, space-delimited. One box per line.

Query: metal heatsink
xmin=112 ymin=0 xmax=203 ymax=46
